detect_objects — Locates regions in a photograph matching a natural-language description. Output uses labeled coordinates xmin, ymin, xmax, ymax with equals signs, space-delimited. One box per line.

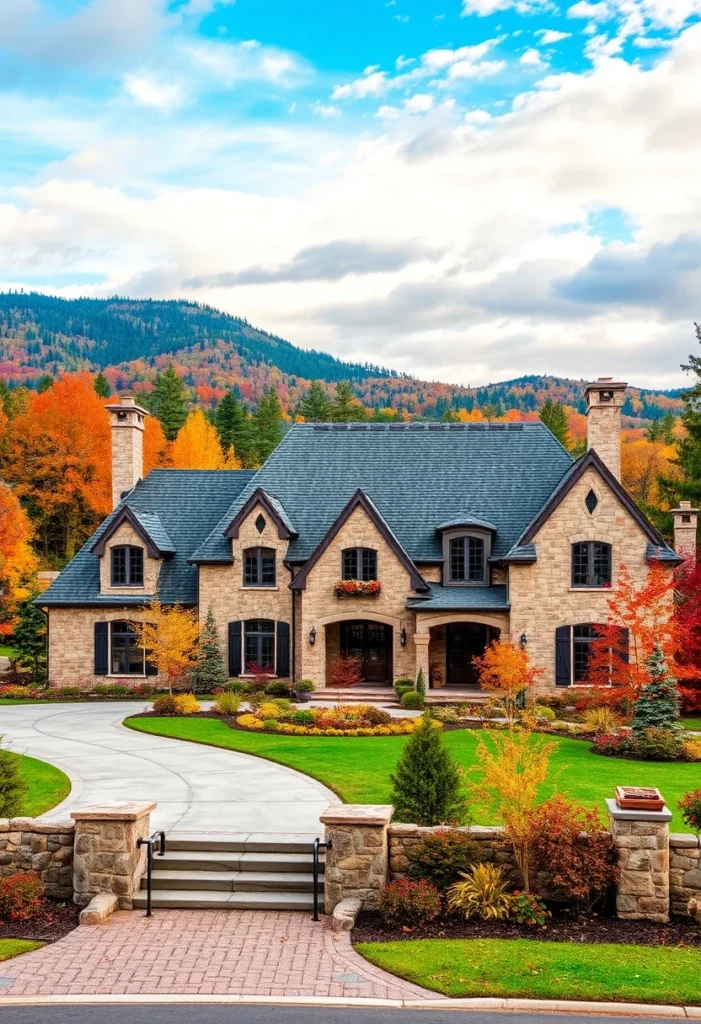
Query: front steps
xmin=133 ymin=832 xmax=324 ymax=912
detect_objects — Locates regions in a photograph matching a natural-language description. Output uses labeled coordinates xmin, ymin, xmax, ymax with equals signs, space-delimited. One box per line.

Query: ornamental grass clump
xmin=447 ymin=863 xmax=513 ymax=921
xmin=391 ymin=711 xmax=467 ymax=825
xmin=583 ymin=706 xmax=621 ymax=736
xmin=213 ymin=690 xmax=243 ymax=716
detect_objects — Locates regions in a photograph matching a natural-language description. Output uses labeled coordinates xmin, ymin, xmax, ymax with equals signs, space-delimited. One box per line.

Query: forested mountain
xmin=0 ymin=291 xmax=684 ymax=422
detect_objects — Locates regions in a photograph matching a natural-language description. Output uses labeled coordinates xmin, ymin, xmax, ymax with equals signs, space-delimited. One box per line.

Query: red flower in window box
xmin=333 ymin=579 xmax=382 ymax=598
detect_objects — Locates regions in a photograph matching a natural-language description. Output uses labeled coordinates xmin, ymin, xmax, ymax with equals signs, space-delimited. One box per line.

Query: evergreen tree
xmin=441 ymin=407 xmax=459 ymax=422
xmin=94 ymin=372 xmax=111 ymax=398
xmin=0 ymin=738 xmax=26 ymax=818
xmin=253 ymin=388 xmax=283 ymax=463
xmin=216 ymin=392 xmax=254 ymax=465
xmin=416 ymin=666 xmax=426 ymax=696
xmin=390 ymin=711 xmax=466 ymax=825
xmin=539 ymin=399 xmax=569 ymax=448
xmin=331 ymin=381 xmax=366 ymax=422
xmin=660 ymin=324 xmax=701 ymax=534
xmin=13 ymin=591 xmax=47 ymax=684
xmin=0 ymin=379 xmax=10 ymax=415
xmin=299 ymin=381 xmax=331 ymax=422
xmin=37 ymin=373 xmax=54 ymax=393
xmin=151 ymin=364 xmax=189 ymax=440
xmin=631 ymin=644 xmax=681 ymax=736
xmin=195 ymin=606 xmax=227 ymax=694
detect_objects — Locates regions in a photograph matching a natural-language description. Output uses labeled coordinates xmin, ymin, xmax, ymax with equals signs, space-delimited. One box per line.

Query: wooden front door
xmin=446 ymin=623 xmax=490 ymax=685
xmin=340 ymin=621 xmax=392 ymax=683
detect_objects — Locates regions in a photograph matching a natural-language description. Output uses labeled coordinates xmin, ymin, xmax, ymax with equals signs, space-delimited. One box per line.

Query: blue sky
xmin=0 ymin=0 xmax=699 ymax=386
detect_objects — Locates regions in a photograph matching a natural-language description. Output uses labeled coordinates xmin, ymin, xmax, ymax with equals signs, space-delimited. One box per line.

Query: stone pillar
xmin=320 ymin=804 xmax=392 ymax=914
xmin=71 ymin=801 xmax=156 ymax=909
xmin=669 ymin=833 xmax=701 ymax=917
xmin=671 ymin=501 xmax=698 ymax=569
xmin=413 ymin=633 xmax=430 ymax=687
xmin=607 ymin=798 xmax=671 ymax=922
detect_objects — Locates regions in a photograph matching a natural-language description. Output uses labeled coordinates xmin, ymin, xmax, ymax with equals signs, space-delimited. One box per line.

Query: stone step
xmin=165 ymin=832 xmax=318 ymax=854
xmin=132 ymin=889 xmax=316 ymax=911
xmin=144 ymin=869 xmax=321 ymax=893
xmin=154 ymin=850 xmax=324 ymax=873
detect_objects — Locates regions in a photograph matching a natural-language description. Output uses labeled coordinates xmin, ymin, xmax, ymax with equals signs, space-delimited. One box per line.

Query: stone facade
xmin=388 ymin=824 xmax=518 ymax=883
xmin=0 ymin=818 xmax=74 ymax=899
xmin=608 ymin=801 xmax=671 ymax=923
xmin=98 ymin=521 xmax=162 ymax=598
xmin=585 ymin=380 xmax=626 ymax=482
xmin=672 ymin=501 xmax=699 ymax=568
xmin=71 ymin=802 xmax=154 ymax=909
xmin=107 ymin=397 xmax=147 ymax=511
xmin=670 ymin=832 xmax=701 ymax=917
xmin=321 ymin=804 xmax=393 ymax=913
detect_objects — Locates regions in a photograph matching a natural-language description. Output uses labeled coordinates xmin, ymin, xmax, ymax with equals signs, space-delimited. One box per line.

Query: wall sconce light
xmin=309 ymin=626 xmax=316 ymax=646
xmin=400 ymin=627 xmax=407 ymax=647
xmin=520 ymin=632 xmax=528 ymax=649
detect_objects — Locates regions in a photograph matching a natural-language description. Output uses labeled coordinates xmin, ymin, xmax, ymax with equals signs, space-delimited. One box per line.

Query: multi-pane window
xmin=571 ymin=542 xmax=612 ymax=588
xmin=111 ymin=546 xmax=144 ymax=586
xmin=243 ymin=547 xmax=276 ymax=587
xmin=573 ymin=624 xmax=598 ymax=682
xmin=449 ymin=536 xmax=485 ymax=583
xmin=244 ymin=619 xmax=275 ymax=671
xmin=110 ymin=621 xmax=144 ymax=675
xmin=342 ymin=547 xmax=378 ymax=581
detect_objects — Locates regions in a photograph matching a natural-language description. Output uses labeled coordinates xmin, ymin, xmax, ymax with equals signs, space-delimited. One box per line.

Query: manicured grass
xmin=0 ymin=939 xmax=43 ymax=962
xmin=682 ymin=716 xmax=701 ymax=731
xmin=356 ymin=938 xmax=701 ymax=1004
xmin=124 ymin=716 xmax=699 ymax=831
xmin=0 ymin=645 xmax=18 ymax=659
xmin=15 ymin=754 xmax=71 ymax=817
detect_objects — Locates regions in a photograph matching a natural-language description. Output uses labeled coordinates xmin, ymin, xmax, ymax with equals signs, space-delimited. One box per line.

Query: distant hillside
xmin=0 ymin=292 xmax=685 ymax=421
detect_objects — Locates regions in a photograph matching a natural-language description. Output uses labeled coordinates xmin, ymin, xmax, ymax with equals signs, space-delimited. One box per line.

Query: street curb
xmin=0 ymin=994 xmax=696 ymax=1014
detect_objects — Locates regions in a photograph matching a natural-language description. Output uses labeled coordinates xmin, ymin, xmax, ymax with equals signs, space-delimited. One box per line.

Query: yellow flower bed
xmin=173 ymin=694 xmax=201 ymax=715
xmin=234 ymin=710 xmax=421 ymax=737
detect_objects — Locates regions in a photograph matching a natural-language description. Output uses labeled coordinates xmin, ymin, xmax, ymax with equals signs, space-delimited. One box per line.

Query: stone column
xmin=607 ymin=798 xmax=671 ymax=923
xmin=320 ymin=804 xmax=393 ymax=914
xmin=71 ymin=801 xmax=156 ymax=909
xmin=413 ymin=633 xmax=430 ymax=687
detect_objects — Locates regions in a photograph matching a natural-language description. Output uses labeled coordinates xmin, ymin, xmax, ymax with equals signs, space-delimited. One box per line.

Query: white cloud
xmin=332 ymin=70 xmax=388 ymax=99
xmin=404 ymin=93 xmax=434 ymax=112
xmin=395 ymin=55 xmax=415 ymax=69
xmin=633 ymin=34 xmax=672 ymax=45
xmin=520 ymin=48 xmax=546 ymax=66
xmin=185 ymin=39 xmax=309 ymax=87
xmin=123 ymin=73 xmax=185 ymax=110
xmin=567 ymin=2 xmax=611 ymax=19
xmin=464 ymin=108 xmax=492 ymax=122
xmin=536 ymin=29 xmax=573 ymax=43
xmin=312 ymin=101 xmax=342 ymax=118
xmin=449 ymin=58 xmax=507 ymax=78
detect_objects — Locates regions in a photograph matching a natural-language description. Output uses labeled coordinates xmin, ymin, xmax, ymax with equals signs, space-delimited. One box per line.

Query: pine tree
xmin=13 ymin=591 xmax=47 ymax=684
xmin=659 ymin=323 xmax=701 ymax=537
xmin=195 ymin=606 xmax=227 ymax=694
xmin=390 ymin=711 xmax=466 ymax=825
xmin=331 ymin=381 xmax=366 ymax=422
xmin=253 ymin=389 xmax=283 ymax=463
xmin=539 ymin=399 xmax=570 ymax=448
xmin=151 ymin=364 xmax=189 ymax=440
xmin=37 ymin=373 xmax=54 ymax=394
xmin=631 ymin=644 xmax=681 ymax=736
xmin=94 ymin=372 xmax=110 ymax=398
xmin=216 ymin=392 xmax=254 ymax=465
xmin=299 ymin=381 xmax=331 ymax=422
xmin=0 ymin=740 xmax=25 ymax=818
xmin=416 ymin=666 xmax=426 ymax=696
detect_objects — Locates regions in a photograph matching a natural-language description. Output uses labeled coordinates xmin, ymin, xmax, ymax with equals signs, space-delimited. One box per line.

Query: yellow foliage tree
xmin=621 ymin=438 xmax=678 ymax=506
xmin=474 ymin=640 xmax=543 ymax=727
xmin=134 ymin=601 xmax=200 ymax=694
xmin=169 ymin=410 xmax=240 ymax=470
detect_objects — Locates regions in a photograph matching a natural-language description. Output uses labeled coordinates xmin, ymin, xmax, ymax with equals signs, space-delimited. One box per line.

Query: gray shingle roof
xmin=407 ymin=584 xmax=509 ymax=612
xmin=192 ymin=422 xmax=575 ymax=564
xmin=39 ymin=469 xmax=255 ymax=606
xmin=128 ymin=509 xmax=176 ymax=555
xmin=436 ymin=515 xmax=497 ymax=532
xmin=646 ymin=542 xmax=683 ymax=565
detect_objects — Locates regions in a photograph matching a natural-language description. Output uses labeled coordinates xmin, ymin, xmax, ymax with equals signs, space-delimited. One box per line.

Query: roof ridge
xmin=308 ymin=422 xmax=541 ymax=431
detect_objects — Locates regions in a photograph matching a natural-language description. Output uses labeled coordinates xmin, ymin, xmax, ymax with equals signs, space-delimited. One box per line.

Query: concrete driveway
xmin=0 ymin=702 xmax=338 ymax=834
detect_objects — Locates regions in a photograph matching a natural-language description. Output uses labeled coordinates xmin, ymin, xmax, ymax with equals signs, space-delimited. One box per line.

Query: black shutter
xmin=228 ymin=620 xmax=242 ymax=678
xmin=276 ymin=621 xmax=290 ymax=678
xmin=555 ymin=625 xmax=571 ymax=687
xmin=94 ymin=622 xmax=108 ymax=676
xmin=616 ymin=627 xmax=630 ymax=664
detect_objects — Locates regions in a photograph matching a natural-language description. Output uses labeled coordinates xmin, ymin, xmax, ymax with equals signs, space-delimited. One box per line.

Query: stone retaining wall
xmin=670 ymin=833 xmax=701 ymax=917
xmin=389 ymin=824 xmax=518 ymax=883
xmin=0 ymin=818 xmax=74 ymax=899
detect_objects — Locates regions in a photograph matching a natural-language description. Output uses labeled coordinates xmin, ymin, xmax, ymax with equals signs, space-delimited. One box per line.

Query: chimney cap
xmin=105 ymin=395 xmax=150 ymax=417
xmin=672 ymin=502 xmax=699 ymax=515
xmin=583 ymin=378 xmax=628 ymax=397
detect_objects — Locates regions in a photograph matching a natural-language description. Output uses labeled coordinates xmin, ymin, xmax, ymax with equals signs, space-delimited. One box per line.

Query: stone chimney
xmin=671 ymin=500 xmax=698 ymax=568
xmin=105 ymin=396 xmax=149 ymax=509
xmin=584 ymin=377 xmax=628 ymax=481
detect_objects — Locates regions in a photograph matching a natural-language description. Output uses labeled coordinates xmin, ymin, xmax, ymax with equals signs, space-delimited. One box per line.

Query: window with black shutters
xmin=111 ymin=546 xmax=144 ymax=586
xmin=573 ymin=624 xmax=599 ymax=682
xmin=110 ymin=621 xmax=144 ymax=675
xmin=341 ymin=547 xmax=378 ymax=581
xmin=449 ymin=536 xmax=485 ymax=583
xmin=244 ymin=619 xmax=275 ymax=671
xmin=243 ymin=547 xmax=276 ymax=587
xmin=571 ymin=541 xmax=611 ymax=588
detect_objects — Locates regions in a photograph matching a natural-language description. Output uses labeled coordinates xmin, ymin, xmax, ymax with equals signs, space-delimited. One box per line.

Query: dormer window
xmin=449 ymin=536 xmax=485 ymax=584
xmin=243 ymin=547 xmax=276 ymax=587
xmin=111 ymin=545 xmax=144 ymax=587
xmin=342 ymin=547 xmax=378 ymax=581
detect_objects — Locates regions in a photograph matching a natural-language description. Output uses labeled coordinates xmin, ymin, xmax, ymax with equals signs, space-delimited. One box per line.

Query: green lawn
xmin=357 ymin=938 xmax=701 ymax=1004
xmin=0 ymin=939 xmax=43 ymax=962
xmin=0 ymin=645 xmax=18 ymax=659
xmin=15 ymin=754 xmax=71 ymax=817
xmin=125 ymin=716 xmax=699 ymax=831
xmin=683 ymin=716 xmax=701 ymax=731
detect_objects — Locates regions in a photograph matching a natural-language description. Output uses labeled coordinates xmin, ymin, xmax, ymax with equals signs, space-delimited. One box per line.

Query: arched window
xmin=111 ymin=545 xmax=144 ymax=587
xmin=449 ymin=536 xmax=485 ymax=583
xmin=243 ymin=547 xmax=276 ymax=587
xmin=110 ymin=620 xmax=144 ymax=675
xmin=244 ymin=619 xmax=275 ymax=671
xmin=342 ymin=547 xmax=378 ymax=581
xmin=571 ymin=542 xmax=612 ymax=588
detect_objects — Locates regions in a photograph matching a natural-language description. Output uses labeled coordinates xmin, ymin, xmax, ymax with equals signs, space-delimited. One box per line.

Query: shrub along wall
xmin=670 ymin=833 xmax=701 ymax=917
xmin=0 ymin=818 xmax=74 ymax=899
xmin=389 ymin=824 xmax=519 ymax=884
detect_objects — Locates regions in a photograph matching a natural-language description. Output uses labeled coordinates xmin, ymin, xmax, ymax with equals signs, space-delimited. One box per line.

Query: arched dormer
xmin=436 ymin=516 xmax=496 ymax=587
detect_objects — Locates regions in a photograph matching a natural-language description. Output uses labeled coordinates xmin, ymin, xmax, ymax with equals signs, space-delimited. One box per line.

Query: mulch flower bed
xmin=353 ymin=909 xmax=701 ymax=947
xmin=0 ymin=901 xmax=80 ymax=944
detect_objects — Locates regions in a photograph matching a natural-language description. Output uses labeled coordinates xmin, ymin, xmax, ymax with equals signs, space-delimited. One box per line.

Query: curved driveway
xmin=0 ymin=702 xmax=339 ymax=834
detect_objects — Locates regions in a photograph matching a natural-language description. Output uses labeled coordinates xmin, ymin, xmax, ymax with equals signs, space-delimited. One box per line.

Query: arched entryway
xmin=326 ymin=619 xmax=393 ymax=684
xmin=430 ymin=622 xmax=500 ymax=687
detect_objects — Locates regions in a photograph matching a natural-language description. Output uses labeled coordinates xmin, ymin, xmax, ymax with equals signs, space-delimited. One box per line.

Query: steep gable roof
xmin=90 ymin=506 xmax=175 ymax=558
xmin=223 ymin=487 xmax=297 ymax=544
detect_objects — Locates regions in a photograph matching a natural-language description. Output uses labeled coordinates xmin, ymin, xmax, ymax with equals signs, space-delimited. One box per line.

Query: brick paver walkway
xmin=0 ymin=911 xmax=438 ymax=1000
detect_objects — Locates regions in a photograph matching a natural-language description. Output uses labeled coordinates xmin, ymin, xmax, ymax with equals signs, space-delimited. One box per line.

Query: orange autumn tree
xmin=0 ymin=483 xmax=38 ymax=636
xmin=169 ymin=410 xmax=240 ymax=470
xmin=143 ymin=415 xmax=170 ymax=474
xmin=474 ymin=639 xmax=543 ymax=727
xmin=134 ymin=601 xmax=199 ymax=694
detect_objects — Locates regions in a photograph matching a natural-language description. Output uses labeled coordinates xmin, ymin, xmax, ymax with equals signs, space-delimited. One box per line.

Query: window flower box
xmin=333 ymin=579 xmax=382 ymax=599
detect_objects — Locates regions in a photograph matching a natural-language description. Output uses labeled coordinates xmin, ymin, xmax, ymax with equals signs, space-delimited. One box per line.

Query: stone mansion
xmin=39 ymin=379 xmax=697 ymax=693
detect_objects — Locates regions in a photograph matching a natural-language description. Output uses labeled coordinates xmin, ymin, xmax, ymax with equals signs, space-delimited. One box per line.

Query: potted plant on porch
xmin=294 ymin=679 xmax=315 ymax=703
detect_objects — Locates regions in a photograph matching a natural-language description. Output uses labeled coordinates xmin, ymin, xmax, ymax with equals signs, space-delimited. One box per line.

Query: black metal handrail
xmin=312 ymin=836 xmax=331 ymax=921
xmin=137 ymin=830 xmax=166 ymax=917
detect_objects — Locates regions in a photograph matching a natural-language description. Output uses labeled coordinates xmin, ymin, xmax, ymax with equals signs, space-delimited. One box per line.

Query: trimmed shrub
xmin=378 ymin=878 xmax=441 ymax=928
xmin=0 ymin=872 xmax=43 ymax=921
xmin=362 ymin=706 xmax=392 ymax=726
xmin=55 ymin=686 xmax=81 ymax=698
xmin=679 ymin=790 xmax=701 ymax=833
xmin=391 ymin=711 xmax=466 ymax=825
xmin=408 ymin=829 xmax=484 ymax=890
xmin=0 ymin=737 xmax=26 ymax=818
xmin=291 ymin=710 xmax=315 ymax=726
xmin=296 ymin=679 xmax=315 ymax=693
xmin=213 ymin=691 xmax=243 ymax=716
xmin=152 ymin=694 xmax=178 ymax=715
xmin=634 ymin=727 xmax=685 ymax=761
xmin=535 ymin=705 xmax=555 ymax=722
xmin=225 ymin=681 xmax=250 ymax=693
xmin=94 ymin=683 xmax=132 ymax=697
xmin=265 ymin=681 xmax=291 ymax=697
xmin=263 ymin=718 xmax=280 ymax=732
xmin=447 ymin=863 xmax=513 ymax=920
xmin=592 ymin=732 xmax=630 ymax=757
xmin=173 ymin=694 xmax=201 ymax=715
xmin=259 ymin=702 xmax=283 ymax=719
xmin=401 ymin=691 xmax=425 ymax=710
xmin=683 ymin=738 xmax=701 ymax=762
